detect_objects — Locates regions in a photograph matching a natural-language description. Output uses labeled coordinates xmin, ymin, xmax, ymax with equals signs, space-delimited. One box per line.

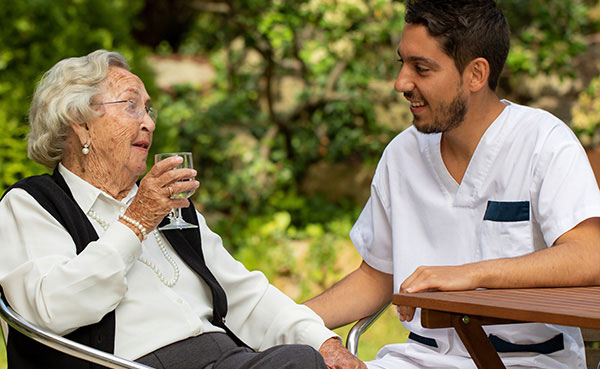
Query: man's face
xmin=394 ymin=23 xmax=468 ymax=134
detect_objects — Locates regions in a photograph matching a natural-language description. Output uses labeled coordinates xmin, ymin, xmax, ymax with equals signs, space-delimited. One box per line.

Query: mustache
xmin=404 ymin=91 xmax=423 ymax=101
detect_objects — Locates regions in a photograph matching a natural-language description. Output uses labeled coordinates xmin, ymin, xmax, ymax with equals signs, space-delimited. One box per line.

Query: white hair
xmin=27 ymin=49 xmax=130 ymax=169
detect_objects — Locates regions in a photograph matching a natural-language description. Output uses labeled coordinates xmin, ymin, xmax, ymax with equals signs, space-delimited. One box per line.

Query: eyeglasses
xmin=96 ymin=99 xmax=157 ymax=122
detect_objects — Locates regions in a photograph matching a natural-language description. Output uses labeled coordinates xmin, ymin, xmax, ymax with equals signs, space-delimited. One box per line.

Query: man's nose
xmin=394 ymin=67 xmax=414 ymax=93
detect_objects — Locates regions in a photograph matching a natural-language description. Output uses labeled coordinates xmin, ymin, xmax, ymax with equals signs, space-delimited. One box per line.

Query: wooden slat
xmin=421 ymin=309 xmax=519 ymax=329
xmin=394 ymin=286 xmax=600 ymax=329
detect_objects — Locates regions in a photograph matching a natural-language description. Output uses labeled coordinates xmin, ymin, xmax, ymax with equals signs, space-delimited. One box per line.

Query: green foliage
xmin=572 ymin=75 xmax=600 ymax=147
xmin=149 ymin=0 xmax=600 ymax=314
xmin=500 ymin=0 xmax=597 ymax=77
xmin=149 ymin=0 xmax=600 ymax=274
xmin=0 ymin=0 xmax=153 ymax=193
xmin=0 ymin=1 xmax=598 ymax=366
xmin=0 ymin=110 xmax=44 ymax=189
xmin=223 ymin=195 xmax=360 ymax=299
xmin=153 ymin=0 xmax=406 ymax=259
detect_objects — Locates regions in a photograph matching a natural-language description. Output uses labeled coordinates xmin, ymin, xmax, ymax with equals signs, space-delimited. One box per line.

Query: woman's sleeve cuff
xmin=101 ymin=221 xmax=143 ymax=267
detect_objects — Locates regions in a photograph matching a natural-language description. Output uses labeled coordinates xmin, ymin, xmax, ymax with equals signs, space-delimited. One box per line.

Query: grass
xmin=1 ymin=326 xmax=5 ymax=369
xmin=334 ymin=304 xmax=409 ymax=362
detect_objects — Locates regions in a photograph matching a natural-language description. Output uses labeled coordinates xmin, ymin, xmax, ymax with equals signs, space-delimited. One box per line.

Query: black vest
xmin=1 ymin=170 xmax=242 ymax=369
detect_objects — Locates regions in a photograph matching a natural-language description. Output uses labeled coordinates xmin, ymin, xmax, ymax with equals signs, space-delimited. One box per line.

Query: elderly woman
xmin=0 ymin=50 xmax=363 ymax=369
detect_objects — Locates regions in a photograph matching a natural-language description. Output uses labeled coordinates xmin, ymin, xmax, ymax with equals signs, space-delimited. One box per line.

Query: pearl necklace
xmin=87 ymin=209 xmax=180 ymax=287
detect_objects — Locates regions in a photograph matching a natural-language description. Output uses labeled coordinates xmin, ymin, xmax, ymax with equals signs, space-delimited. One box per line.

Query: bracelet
xmin=119 ymin=214 xmax=148 ymax=240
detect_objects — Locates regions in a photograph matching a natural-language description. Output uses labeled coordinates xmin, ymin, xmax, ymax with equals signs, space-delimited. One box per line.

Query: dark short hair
xmin=405 ymin=0 xmax=510 ymax=91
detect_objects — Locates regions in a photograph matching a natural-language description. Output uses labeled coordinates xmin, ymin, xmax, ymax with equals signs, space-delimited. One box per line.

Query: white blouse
xmin=0 ymin=164 xmax=335 ymax=359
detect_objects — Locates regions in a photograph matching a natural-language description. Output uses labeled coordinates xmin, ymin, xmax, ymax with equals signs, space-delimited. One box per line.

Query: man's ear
xmin=466 ymin=57 xmax=490 ymax=92
xmin=70 ymin=121 xmax=90 ymax=146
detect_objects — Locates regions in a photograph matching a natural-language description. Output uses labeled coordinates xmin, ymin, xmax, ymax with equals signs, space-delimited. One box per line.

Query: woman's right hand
xmin=123 ymin=155 xmax=199 ymax=235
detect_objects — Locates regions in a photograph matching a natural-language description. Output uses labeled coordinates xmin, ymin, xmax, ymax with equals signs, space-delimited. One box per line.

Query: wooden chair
xmin=0 ymin=292 xmax=152 ymax=369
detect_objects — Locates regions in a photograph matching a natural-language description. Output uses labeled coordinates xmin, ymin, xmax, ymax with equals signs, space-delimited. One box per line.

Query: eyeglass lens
xmin=124 ymin=99 xmax=157 ymax=121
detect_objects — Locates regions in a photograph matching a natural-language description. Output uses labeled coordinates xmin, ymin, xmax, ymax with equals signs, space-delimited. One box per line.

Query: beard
xmin=411 ymin=91 xmax=468 ymax=134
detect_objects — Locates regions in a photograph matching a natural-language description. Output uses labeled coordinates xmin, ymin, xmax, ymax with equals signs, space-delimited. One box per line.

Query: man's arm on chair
xmin=305 ymin=261 xmax=393 ymax=330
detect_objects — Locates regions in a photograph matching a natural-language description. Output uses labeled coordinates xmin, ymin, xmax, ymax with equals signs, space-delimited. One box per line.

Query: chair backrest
xmin=0 ymin=293 xmax=153 ymax=369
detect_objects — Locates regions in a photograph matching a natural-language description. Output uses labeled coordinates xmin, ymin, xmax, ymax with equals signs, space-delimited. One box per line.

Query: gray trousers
xmin=136 ymin=332 xmax=328 ymax=369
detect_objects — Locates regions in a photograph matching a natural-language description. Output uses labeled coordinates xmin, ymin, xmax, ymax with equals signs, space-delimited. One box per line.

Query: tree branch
xmin=190 ymin=1 xmax=230 ymax=13
xmin=325 ymin=60 xmax=348 ymax=95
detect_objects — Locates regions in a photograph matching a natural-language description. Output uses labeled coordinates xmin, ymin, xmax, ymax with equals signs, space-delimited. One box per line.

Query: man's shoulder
xmin=504 ymin=101 xmax=567 ymax=131
xmin=390 ymin=125 xmax=420 ymax=140
xmin=384 ymin=126 xmax=429 ymax=154
xmin=501 ymin=101 xmax=577 ymax=147
xmin=372 ymin=126 xmax=434 ymax=186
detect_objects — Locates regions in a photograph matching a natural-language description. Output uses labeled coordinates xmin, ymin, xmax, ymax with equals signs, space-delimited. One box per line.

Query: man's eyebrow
xmin=400 ymin=53 xmax=441 ymax=69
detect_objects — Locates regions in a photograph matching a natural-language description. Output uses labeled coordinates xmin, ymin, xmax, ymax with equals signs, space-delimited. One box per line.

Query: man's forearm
xmin=477 ymin=217 xmax=600 ymax=289
xmin=305 ymin=261 xmax=393 ymax=329
xmin=401 ymin=218 xmax=600 ymax=296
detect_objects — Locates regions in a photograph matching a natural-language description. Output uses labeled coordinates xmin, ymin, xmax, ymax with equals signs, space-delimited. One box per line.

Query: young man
xmin=306 ymin=1 xmax=600 ymax=368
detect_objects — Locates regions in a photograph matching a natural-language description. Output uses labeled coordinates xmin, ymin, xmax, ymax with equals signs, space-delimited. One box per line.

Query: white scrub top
xmin=351 ymin=101 xmax=600 ymax=368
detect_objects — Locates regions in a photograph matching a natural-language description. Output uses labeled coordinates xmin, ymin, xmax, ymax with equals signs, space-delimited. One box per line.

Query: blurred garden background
xmin=1 ymin=0 xmax=600 ymax=366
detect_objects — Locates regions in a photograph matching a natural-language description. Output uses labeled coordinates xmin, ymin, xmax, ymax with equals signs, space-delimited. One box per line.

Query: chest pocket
xmin=484 ymin=201 xmax=530 ymax=222
xmin=480 ymin=201 xmax=532 ymax=259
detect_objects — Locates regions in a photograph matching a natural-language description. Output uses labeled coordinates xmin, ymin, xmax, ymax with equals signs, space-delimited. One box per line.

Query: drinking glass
xmin=155 ymin=152 xmax=198 ymax=230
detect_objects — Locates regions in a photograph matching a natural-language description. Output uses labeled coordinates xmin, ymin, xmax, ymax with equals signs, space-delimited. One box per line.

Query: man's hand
xmin=319 ymin=337 xmax=366 ymax=369
xmin=396 ymin=218 xmax=600 ymax=321
xmin=397 ymin=264 xmax=480 ymax=322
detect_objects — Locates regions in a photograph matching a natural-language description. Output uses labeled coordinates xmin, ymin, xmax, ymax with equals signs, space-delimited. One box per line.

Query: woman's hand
xmin=319 ymin=337 xmax=366 ymax=369
xmin=122 ymin=155 xmax=199 ymax=236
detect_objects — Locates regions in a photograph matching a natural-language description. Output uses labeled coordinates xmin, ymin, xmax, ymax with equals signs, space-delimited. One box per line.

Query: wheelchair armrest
xmin=0 ymin=293 xmax=153 ymax=369
xmin=346 ymin=303 xmax=390 ymax=356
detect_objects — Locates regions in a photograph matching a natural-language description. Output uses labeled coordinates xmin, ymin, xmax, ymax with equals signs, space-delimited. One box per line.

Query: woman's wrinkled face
xmin=88 ymin=67 xmax=155 ymax=182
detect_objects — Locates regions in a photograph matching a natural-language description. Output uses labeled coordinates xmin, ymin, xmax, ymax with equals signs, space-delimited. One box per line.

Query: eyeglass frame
xmin=94 ymin=99 xmax=157 ymax=122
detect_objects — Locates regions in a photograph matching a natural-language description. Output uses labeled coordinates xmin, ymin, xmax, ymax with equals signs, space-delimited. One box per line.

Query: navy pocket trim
xmin=408 ymin=332 xmax=438 ymax=348
xmin=489 ymin=333 xmax=564 ymax=354
xmin=409 ymin=332 xmax=564 ymax=354
xmin=483 ymin=201 xmax=530 ymax=222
